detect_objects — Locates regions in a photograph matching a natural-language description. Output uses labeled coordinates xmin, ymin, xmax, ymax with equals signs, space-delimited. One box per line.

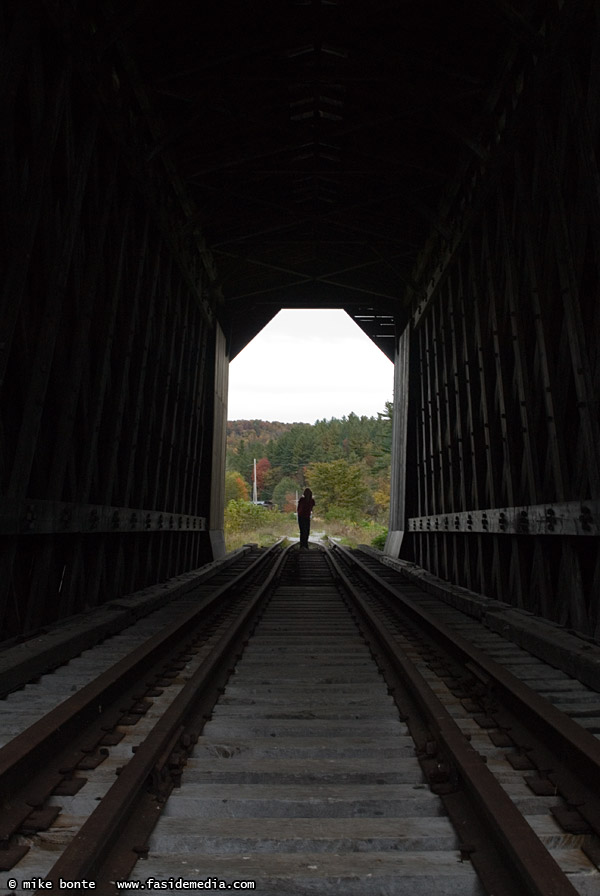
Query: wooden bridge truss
xmin=0 ymin=1 xmax=222 ymax=638
xmin=397 ymin=3 xmax=600 ymax=637
xmin=1 ymin=0 xmax=599 ymax=642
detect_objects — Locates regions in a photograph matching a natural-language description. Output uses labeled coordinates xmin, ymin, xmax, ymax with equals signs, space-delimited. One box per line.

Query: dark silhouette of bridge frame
xmin=1 ymin=0 xmax=598 ymax=640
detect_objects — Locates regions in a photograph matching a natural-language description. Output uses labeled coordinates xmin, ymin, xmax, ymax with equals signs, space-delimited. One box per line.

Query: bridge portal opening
xmin=222 ymin=309 xmax=394 ymax=553
xmin=228 ymin=309 xmax=393 ymax=424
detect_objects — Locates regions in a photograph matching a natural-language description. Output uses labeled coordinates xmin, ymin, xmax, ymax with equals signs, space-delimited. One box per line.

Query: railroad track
xmin=0 ymin=543 xmax=285 ymax=888
xmin=329 ymin=544 xmax=600 ymax=895
xmin=0 ymin=543 xmax=599 ymax=894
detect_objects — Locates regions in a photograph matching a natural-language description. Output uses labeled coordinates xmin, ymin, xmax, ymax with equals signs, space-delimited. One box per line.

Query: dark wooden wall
xmin=400 ymin=1 xmax=600 ymax=638
xmin=0 ymin=2 xmax=220 ymax=640
xmin=2 ymin=0 xmax=599 ymax=643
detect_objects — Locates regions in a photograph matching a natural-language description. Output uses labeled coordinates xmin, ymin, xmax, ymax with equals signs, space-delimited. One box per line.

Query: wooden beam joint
xmin=0 ymin=499 xmax=206 ymax=536
xmin=409 ymin=500 xmax=600 ymax=537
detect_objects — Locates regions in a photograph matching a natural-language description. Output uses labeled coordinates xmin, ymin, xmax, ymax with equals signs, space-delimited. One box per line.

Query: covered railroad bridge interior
xmin=1 ymin=0 xmax=599 ymax=641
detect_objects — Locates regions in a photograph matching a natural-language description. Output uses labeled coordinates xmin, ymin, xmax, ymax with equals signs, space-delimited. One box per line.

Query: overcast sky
xmin=228 ymin=309 xmax=394 ymax=423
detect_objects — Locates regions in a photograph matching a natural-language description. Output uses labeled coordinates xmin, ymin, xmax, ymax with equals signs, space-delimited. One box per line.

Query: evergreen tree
xmin=227 ymin=404 xmax=392 ymax=521
xmin=272 ymin=476 xmax=300 ymax=512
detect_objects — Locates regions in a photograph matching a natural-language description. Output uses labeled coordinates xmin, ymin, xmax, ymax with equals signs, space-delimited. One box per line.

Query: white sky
xmin=228 ymin=309 xmax=394 ymax=423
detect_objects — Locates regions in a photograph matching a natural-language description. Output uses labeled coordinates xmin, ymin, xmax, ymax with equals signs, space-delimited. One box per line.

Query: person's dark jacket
xmin=297 ymin=496 xmax=315 ymax=518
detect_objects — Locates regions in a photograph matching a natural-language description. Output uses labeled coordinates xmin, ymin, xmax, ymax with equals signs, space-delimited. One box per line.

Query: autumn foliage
xmin=226 ymin=407 xmax=392 ymax=523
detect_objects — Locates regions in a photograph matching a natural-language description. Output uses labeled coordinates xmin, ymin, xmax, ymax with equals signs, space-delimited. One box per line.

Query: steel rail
xmin=43 ymin=543 xmax=290 ymax=886
xmin=0 ymin=543 xmax=282 ymax=816
xmin=326 ymin=547 xmax=581 ymax=896
xmin=333 ymin=544 xmax=600 ymax=801
xmin=340 ymin=546 xmax=600 ymax=840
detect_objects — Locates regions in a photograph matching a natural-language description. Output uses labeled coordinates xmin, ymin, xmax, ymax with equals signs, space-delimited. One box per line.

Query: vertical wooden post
xmin=385 ymin=322 xmax=410 ymax=557
xmin=209 ymin=324 xmax=229 ymax=559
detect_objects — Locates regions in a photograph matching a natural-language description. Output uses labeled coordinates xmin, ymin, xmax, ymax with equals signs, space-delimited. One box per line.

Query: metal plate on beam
xmin=409 ymin=501 xmax=599 ymax=536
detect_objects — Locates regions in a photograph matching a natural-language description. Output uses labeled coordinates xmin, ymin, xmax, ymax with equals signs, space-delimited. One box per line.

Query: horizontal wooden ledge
xmin=0 ymin=498 xmax=206 ymax=536
xmin=409 ymin=500 xmax=599 ymax=536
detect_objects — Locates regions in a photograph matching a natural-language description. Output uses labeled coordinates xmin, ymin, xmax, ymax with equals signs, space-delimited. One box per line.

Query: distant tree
xmin=305 ymin=459 xmax=368 ymax=521
xmin=314 ymin=419 xmax=343 ymax=461
xmin=372 ymin=476 xmax=391 ymax=521
xmin=372 ymin=402 xmax=393 ymax=475
xmin=226 ymin=409 xmax=393 ymax=521
xmin=225 ymin=499 xmax=271 ymax=533
xmin=261 ymin=463 xmax=283 ymax=500
xmin=225 ymin=471 xmax=250 ymax=503
xmin=255 ymin=457 xmax=271 ymax=496
xmin=291 ymin=427 xmax=317 ymax=471
xmin=272 ymin=440 xmax=295 ymax=477
xmin=272 ymin=476 xmax=301 ymax=512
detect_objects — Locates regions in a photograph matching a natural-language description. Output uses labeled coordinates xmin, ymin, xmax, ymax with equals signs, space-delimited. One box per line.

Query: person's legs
xmin=298 ymin=516 xmax=309 ymax=547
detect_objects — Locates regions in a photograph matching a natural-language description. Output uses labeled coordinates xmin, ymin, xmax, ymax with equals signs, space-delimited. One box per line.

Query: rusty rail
xmin=327 ymin=546 xmax=586 ymax=896
xmin=44 ymin=544 xmax=289 ymax=885
xmin=0 ymin=543 xmax=284 ymax=867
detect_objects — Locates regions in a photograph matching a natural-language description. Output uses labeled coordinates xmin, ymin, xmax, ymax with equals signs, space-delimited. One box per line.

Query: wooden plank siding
xmin=0 ymin=3 xmax=219 ymax=639
xmin=400 ymin=1 xmax=600 ymax=638
xmin=2 ymin=0 xmax=599 ymax=645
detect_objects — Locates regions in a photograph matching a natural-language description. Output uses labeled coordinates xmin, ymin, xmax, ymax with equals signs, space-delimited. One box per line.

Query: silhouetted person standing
xmin=297 ymin=487 xmax=315 ymax=549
